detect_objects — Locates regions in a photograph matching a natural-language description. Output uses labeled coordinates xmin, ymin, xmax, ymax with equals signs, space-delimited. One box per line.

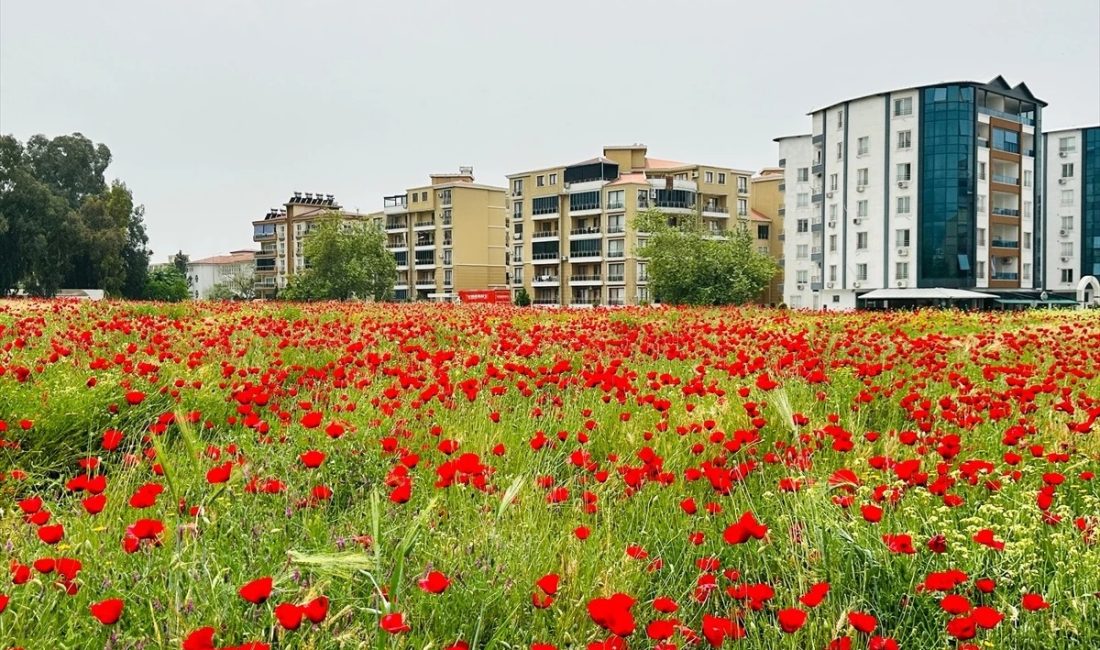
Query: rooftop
xmin=808 ymin=75 xmax=1047 ymax=114
xmin=191 ymin=251 xmax=256 ymax=265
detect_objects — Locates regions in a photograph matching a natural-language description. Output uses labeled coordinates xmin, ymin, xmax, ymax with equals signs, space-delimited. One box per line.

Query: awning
xmin=995 ymin=298 xmax=1078 ymax=305
xmin=858 ymin=288 xmax=999 ymax=300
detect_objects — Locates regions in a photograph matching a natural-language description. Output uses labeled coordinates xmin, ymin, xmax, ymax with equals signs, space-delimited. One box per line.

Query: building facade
xmin=186 ymin=250 xmax=256 ymax=299
xmin=1044 ymin=126 xmax=1100 ymax=293
xmin=779 ymin=76 xmax=1046 ymax=310
xmin=378 ymin=168 xmax=507 ymax=301
xmin=749 ymin=167 xmax=785 ymax=305
xmin=251 ymin=193 xmax=375 ymax=299
xmin=508 ymin=144 xmax=753 ymax=306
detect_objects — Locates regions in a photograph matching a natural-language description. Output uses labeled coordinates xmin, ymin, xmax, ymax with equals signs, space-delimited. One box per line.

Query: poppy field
xmin=1 ymin=301 xmax=1099 ymax=650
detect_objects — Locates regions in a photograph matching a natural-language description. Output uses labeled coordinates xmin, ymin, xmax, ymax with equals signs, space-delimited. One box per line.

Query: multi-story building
xmin=779 ymin=76 xmax=1047 ymax=310
xmin=1044 ymin=126 xmax=1100 ymax=297
xmin=250 ymin=193 xmax=376 ymax=299
xmin=508 ymin=144 xmax=753 ymax=306
xmin=186 ymin=250 xmax=256 ymax=299
xmin=750 ymin=167 xmax=785 ymax=305
xmin=378 ymin=168 xmax=507 ymax=301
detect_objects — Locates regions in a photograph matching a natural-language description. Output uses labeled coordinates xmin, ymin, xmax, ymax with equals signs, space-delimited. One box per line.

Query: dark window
xmin=569 ymin=191 xmax=601 ymax=211
xmin=992 ymin=127 xmax=1020 ymax=154
xmin=1083 ymin=127 xmax=1100 ymax=277
xmin=533 ymin=196 xmax=560 ymax=214
xmin=757 ymin=225 xmax=770 ymax=240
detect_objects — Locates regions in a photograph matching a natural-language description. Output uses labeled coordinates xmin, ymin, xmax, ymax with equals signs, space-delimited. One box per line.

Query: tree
xmin=207 ymin=267 xmax=255 ymax=300
xmin=634 ymin=208 xmax=778 ymax=306
xmin=514 ymin=287 xmax=531 ymax=307
xmin=120 ymin=205 xmax=151 ymax=299
xmin=172 ymin=251 xmax=190 ymax=277
xmin=143 ymin=267 xmax=190 ymax=302
xmin=282 ymin=214 xmax=396 ymax=301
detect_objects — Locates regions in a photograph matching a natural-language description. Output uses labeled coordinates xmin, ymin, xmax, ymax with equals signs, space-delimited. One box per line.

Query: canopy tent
xmin=857 ymin=288 xmax=998 ymax=300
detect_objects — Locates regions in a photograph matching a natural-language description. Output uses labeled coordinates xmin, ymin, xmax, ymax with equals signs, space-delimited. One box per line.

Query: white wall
xmin=186 ymin=261 xmax=253 ymax=299
xmin=1045 ymin=129 xmax=1083 ymax=290
xmin=779 ymin=136 xmax=815 ymax=309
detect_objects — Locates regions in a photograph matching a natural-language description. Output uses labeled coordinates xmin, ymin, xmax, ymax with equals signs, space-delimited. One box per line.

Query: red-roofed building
xmin=186 ymin=250 xmax=257 ymax=299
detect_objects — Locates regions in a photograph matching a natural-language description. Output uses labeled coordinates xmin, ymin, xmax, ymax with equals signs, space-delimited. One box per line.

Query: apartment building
xmin=1044 ymin=126 xmax=1100 ymax=295
xmin=507 ymin=144 xmax=752 ymax=306
xmin=186 ymin=250 xmax=256 ymax=299
xmin=379 ymin=168 xmax=507 ymax=301
xmin=750 ymin=168 xmax=785 ymax=305
xmin=251 ymin=193 xmax=376 ymax=299
xmin=779 ymin=76 xmax=1046 ymax=310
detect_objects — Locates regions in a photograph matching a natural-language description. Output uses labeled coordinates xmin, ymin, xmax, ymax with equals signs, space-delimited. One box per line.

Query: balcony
xmin=990 ymin=239 xmax=1019 ymax=248
xmin=532 ymin=230 xmax=560 ymax=240
xmin=570 ymin=296 xmax=601 ymax=307
xmin=569 ymin=274 xmax=602 ymax=285
xmin=253 ymin=278 xmax=277 ymax=289
xmin=253 ymin=226 xmax=276 ymax=241
xmin=606 ymin=274 xmax=625 ymax=283
xmin=384 ymin=195 xmax=408 ymax=215
xmin=991 ymin=272 xmax=1019 ymax=281
xmin=705 ymin=230 xmax=729 ymax=239
xmin=570 ymin=249 xmax=602 ymax=260
xmin=702 ymin=205 xmax=729 ymax=218
xmin=992 ymin=174 xmax=1019 ymax=186
xmin=607 ymin=224 xmax=625 ymax=234
xmin=978 ymin=138 xmax=990 ymax=148
xmin=637 ymin=275 xmax=649 ymax=283
xmin=978 ymin=105 xmax=1035 ymax=126
xmin=254 ymin=262 xmax=276 ymax=274
xmin=414 ymin=219 xmax=436 ymax=230
xmin=606 ymin=201 xmax=625 ymax=211
xmin=569 ymin=226 xmax=602 ymax=240
xmin=605 ymin=250 xmax=625 ymax=259
xmin=387 ymin=241 xmax=408 ymax=251
xmin=653 ymin=199 xmax=695 ymax=213
xmin=991 ymin=207 xmax=1020 ymax=217
xmin=532 ymin=274 xmax=561 ymax=287
xmin=385 ymin=219 xmax=407 ymax=231
xmin=415 ymin=278 xmax=437 ymax=289
xmin=255 ymin=249 xmax=275 ymax=259
xmin=992 ymin=141 xmax=1020 ymax=155
xmin=532 ymin=299 xmax=559 ymax=306
xmin=531 ymin=251 xmax=560 ymax=264
xmin=607 ymin=299 xmax=625 ymax=306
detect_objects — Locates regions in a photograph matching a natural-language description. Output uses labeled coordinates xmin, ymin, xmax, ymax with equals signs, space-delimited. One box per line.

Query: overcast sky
xmin=2 ymin=0 xmax=1098 ymax=260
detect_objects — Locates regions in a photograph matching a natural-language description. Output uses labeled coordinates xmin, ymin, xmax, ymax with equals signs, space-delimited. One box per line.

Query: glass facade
xmin=918 ymin=85 xmax=976 ymax=288
xmin=1083 ymin=127 xmax=1100 ymax=278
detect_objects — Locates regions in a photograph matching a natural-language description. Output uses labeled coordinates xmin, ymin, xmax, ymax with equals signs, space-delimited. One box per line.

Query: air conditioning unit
xmin=563 ymin=182 xmax=571 ymax=190
xmin=897 ymin=181 xmax=910 ymax=189
xmin=1059 ymin=151 xmax=1068 ymax=158
xmin=897 ymin=280 xmax=906 ymax=287
xmin=826 ymin=191 xmax=834 ymax=198
xmin=856 ymin=185 xmax=866 ymax=193
xmin=828 ymin=221 xmax=836 ymax=229
xmin=438 ymin=192 xmax=445 ymax=198
xmin=1061 ymin=256 xmax=1071 ymax=262
xmin=826 ymin=281 xmax=835 ymax=288
xmin=853 ymin=281 xmax=862 ymax=288
xmin=561 ymin=256 xmax=569 ymax=262
xmin=797 ymin=284 xmax=806 ymax=290
xmin=897 ymin=247 xmax=909 ymax=257
xmin=691 ymin=171 xmax=699 ymax=179
xmin=1058 ymin=178 xmax=1068 ymax=185
xmin=853 ymin=218 xmax=862 ymax=225
xmin=1060 ymin=229 xmax=1069 ymax=236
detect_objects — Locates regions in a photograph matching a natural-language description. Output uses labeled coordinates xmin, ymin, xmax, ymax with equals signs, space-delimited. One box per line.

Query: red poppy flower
xmin=125 ymin=391 xmax=145 ymax=405
xmin=303 ymin=595 xmax=329 ymax=623
xmin=380 ymin=612 xmax=411 ymax=633
xmin=274 ymin=602 xmax=303 ymax=630
xmin=37 ymin=524 xmax=64 ymax=545
xmin=973 ymin=528 xmax=1005 ymax=551
xmin=89 ymin=598 xmax=124 ymax=625
xmin=418 ymin=571 xmax=450 ymax=594
xmin=777 ymin=607 xmax=808 ymax=633
xmin=848 ymin=611 xmax=877 ymax=634
xmin=1022 ymin=593 xmax=1050 ymax=611
xmin=183 ymin=627 xmax=217 ymax=650
xmin=239 ymin=576 xmax=273 ymax=604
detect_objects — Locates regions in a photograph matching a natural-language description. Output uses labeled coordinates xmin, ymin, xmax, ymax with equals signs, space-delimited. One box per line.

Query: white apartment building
xmin=779 ymin=76 xmax=1046 ymax=310
xmin=186 ymin=251 xmax=256 ymax=299
xmin=1044 ymin=126 xmax=1099 ymax=295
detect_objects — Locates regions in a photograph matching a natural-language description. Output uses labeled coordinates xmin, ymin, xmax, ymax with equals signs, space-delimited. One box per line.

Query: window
xmin=856 ymin=264 xmax=868 ymax=281
xmin=607 ymin=239 xmax=624 ymax=257
xmin=897 ymin=130 xmax=911 ymax=149
xmin=513 ymin=201 xmax=523 ymax=218
xmin=444 ymin=269 xmax=453 ymax=285
xmin=857 ymin=137 xmax=869 ymax=156
xmin=977 ymin=195 xmax=986 ymax=212
xmin=705 ymin=171 xmax=714 ymax=183
xmin=1062 ymin=189 xmax=1074 ymax=205
xmin=1023 ymin=232 xmax=1031 ymax=249
xmin=1024 ymin=201 xmax=1032 ymax=219
xmin=1061 ymin=215 xmax=1074 ymax=230
xmin=737 ymin=176 xmax=748 ymax=193
xmin=1062 ymin=163 xmax=1075 ymax=178
xmin=894 ymin=97 xmax=913 ymax=116
xmin=832 ymin=295 xmax=840 ymax=303
xmin=837 ymin=111 xmax=844 ymax=129
xmin=976 ymin=261 xmax=985 ymax=279
xmin=1022 ymin=264 xmax=1030 ymax=280
xmin=549 ymin=173 xmax=557 ymax=185
xmin=718 ymin=172 xmax=727 ymax=184
xmin=856 ymin=168 xmax=868 ymax=186
xmin=422 ymin=191 xmax=428 ymax=201
xmin=829 ymin=265 xmax=837 ymax=281
xmin=512 ymin=178 xmax=523 ymax=195
xmin=796 ymin=244 xmax=809 ymax=259
xmin=411 ymin=192 xmax=418 ymax=203
xmin=608 ymin=263 xmax=624 ymax=281
xmin=836 ymin=142 xmax=844 ymax=160
xmin=978 ymin=162 xmax=986 ymax=180
xmin=797 ymin=218 xmax=809 ymax=233
xmin=1023 ymin=170 xmax=1032 ymax=187
xmin=1059 ymin=136 xmax=1076 ymax=153
xmin=797 ymin=193 xmax=810 ymax=207
xmin=897 ymin=196 xmax=911 ymax=214
xmin=829 ymin=204 xmax=838 ymax=220
xmin=1061 ymin=242 xmax=1073 ymax=257
xmin=856 ymin=232 xmax=868 ymax=250
xmin=829 ymin=234 xmax=837 ymax=252
xmin=790 ymin=295 xmax=803 ymax=308
xmin=513 ymin=244 xmax=522 ymax=261
xmin=977 ymin=228 xmax=986 ymax=246
xmin=897 ymin=163 xmax=911 ymax=181
xmin=896 ymin=229 xmax=911 ymax=247
xmin=637 ymin=262 xmax=648 ymax=280
xmin=637 ymin=286 xmax=649 ymax=303
xmin=829 ymin=174 xmax=838 ymax=191
xmin=607 ymin=213 xmax=624 ymax=233
xmin=797 ymin=168 xmax=809 ymax=182
xmin=857 ymin=200 xmax=868 ymax=217
xmin=896 ymin=262 xmax=909 ymax=280
xmin=513 ymin=267 xmax=523 ymax=284
xmin=537 ymin=175 xmax=545 ymax=187
xmin=1061 ymin=268 xmax=1075 ymax=283
xmin=757 ymin=224 xmax=770 ymax=240
xmin=992 ymin=128 xmax=1019 ymax=153
xmin=607 ymin=190 xmax=625 ymax=209
xmin=796 ymin=270 xmax=809 ymax=283
xmin=737 ymin=199 xmax=748 ymax=216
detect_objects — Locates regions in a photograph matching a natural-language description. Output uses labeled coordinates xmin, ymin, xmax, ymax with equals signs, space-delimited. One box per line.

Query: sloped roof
xmin=644 ymin=157 xmax=691 ymax=170
xmin=749 ymin=210 xmax=772 ymax=223
xmin=191 ymin=251 xmax=256 ymax=265
xmin=606 ymin=172 xmax=649 ymax=186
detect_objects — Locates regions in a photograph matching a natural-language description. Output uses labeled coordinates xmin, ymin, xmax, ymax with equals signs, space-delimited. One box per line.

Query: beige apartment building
xmin=507 ymin=144 xmax=753 ymax=306
xmin=251 ymin=193 xmax=377 ymax=299
xmin=750 ymin=167 xmax=785 ymax=305
xmin=379 ymin=168 xmax=507 ymax=301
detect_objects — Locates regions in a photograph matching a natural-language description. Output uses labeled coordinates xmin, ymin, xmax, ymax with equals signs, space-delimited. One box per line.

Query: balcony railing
xmin=532 ymin=230 xmax=559 ymax=239
xmin=533 ymin=275 xmax=560 ymax=283
xmin=570 ymin=227 xmax=601 ymax=236
xmin=992 ymin=141 xmax=1020 ymax=154
xmin=606 ymin=201 xmax=625 ymax=210
xmin=653 ymin=200 xmax=694 ymax=210
xmin=387 ymin=242 xmax=408 ymax=250
xmin=977 ymin=138 xmax=989 ymax=148
xmin=570 ymin=275 xmax=601 ymax=282
xmin=386 ymin=220 xmax=406 ymax=229
xmin=978 ymin=105 xmax=1035 ymax=126
xmin=607 ymin=274 xmax=625 ymax=283
xmin=606 ymin=250 xmax=625 ymax=258
xmin=570 ymin=249 xmax=601 ymax=258
xmin=991 ymin=272 xmax=1020 ymax=280
xmin=532 ymin=299 xmax=559 ymax=305
xmin=414 ymin=219 xmax=435 ymax=228
xmin=532 ymin=251 xmax=560 ymax=260
xmin=991 ymin=207 xmax=1020 ymax=217
xmin=607 ymin=225 xmax=625 ymax=234
xmin=607 ymin=299 xmax=625 ymax=306
xmin=703 ymin=205 xmax=729 ymax=214
xmin=571 ymin=297 xmax=601 ymax=306
xmin=990 ymin=239 xmax=1019 ymax=248
xmin=992 ymin=174 xmax=1019 ymax=185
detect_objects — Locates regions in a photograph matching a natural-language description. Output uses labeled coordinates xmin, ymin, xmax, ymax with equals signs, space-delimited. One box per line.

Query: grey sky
xmin=2 ymin=0 xmax=1098 ymax=260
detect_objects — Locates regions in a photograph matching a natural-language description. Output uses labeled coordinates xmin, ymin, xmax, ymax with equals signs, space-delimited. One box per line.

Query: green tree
xmin=172 ymin=250 xmax=190 ymax=277
xmin=514 ymin=287 xmax=531 ymax=307
xmin=207 ymin=267 xmax=255 ymax=300
xmin=634 ymin=208 xmax=777 ymax=306
xmin=282 ymin=214 xmax=396 ymax=301
xmin=143 ymin=267 xmax=190 ymax=302
xmin=120 ymin=205 xmax=151 ymax=299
